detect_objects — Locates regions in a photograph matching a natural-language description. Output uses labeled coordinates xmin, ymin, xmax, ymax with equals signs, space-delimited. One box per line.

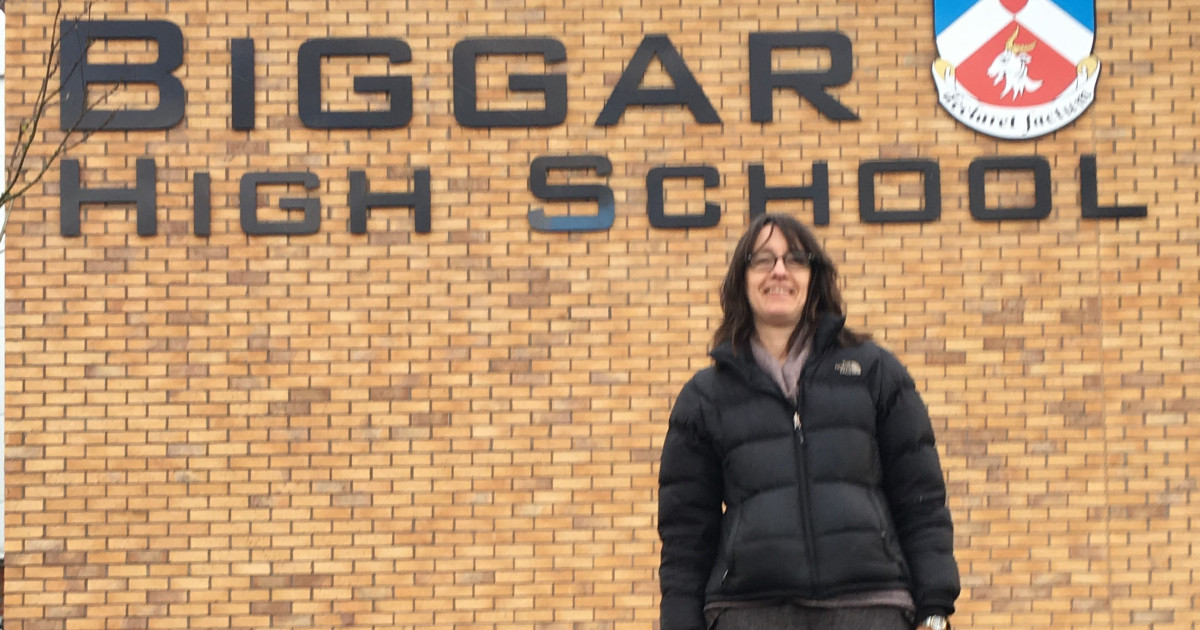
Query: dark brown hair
xmin=712 ymin=213 xmax=867 ymax=352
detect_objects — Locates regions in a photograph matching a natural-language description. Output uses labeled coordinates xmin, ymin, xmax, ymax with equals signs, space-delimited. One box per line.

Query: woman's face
xmin=745 ymin=225 xmax=811 ymax=332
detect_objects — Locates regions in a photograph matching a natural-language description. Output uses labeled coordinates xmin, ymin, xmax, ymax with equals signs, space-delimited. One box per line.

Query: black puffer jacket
xmin=658 ymin=315 xmax=959 ymax=630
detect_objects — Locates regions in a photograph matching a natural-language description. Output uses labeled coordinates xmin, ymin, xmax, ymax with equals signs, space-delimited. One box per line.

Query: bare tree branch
xmin=2 ymin=0 xmax=113 ymax=238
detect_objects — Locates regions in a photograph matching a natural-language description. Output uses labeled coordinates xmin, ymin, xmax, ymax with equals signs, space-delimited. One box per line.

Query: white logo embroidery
xmin=834 ymin=360 xmax=862 ymax=376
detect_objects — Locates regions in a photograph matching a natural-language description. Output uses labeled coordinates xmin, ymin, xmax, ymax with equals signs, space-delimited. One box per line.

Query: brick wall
xmin=5 ymin=1 xmax=1198 ymax=628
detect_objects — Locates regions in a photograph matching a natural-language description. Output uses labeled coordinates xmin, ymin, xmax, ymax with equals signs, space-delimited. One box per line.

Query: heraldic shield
xmin=932 ymin=0 xmax=1101 ymax=139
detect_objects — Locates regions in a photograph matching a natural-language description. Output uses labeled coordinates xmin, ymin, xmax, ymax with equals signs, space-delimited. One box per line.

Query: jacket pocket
xmin=718 ymin=509 xmax=743 ymax=588
xmin=869 ymin=493 xmax=905 ymax=565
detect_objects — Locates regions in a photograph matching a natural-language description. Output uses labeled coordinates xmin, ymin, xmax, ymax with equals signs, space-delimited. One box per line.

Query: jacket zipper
xmin=794 ymin=351 xmax=822 ymax=593
xmin=713 ymin=338 xmax=831 ymax=595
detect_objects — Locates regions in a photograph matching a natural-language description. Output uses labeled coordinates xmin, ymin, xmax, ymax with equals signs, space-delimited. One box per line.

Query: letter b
xmin=60 ymin=20 xmax=185 ymax=130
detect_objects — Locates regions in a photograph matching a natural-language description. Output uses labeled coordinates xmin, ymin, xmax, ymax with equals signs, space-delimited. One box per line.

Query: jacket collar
xmin=709 ymin=313 xmax=846 ymax=384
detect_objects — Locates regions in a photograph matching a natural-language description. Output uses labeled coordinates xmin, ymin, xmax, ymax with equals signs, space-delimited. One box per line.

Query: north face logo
xmin=834 ymin=360 xmax=862 ymax=376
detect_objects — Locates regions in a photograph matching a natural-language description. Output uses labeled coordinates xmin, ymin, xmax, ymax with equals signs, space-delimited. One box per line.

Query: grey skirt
xmin=706 ymin=603 xmax=912 ymax=630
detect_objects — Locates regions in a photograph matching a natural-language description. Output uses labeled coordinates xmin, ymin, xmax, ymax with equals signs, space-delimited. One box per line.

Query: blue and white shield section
xmin=932 ymin=0 xmax=1101 ymax=139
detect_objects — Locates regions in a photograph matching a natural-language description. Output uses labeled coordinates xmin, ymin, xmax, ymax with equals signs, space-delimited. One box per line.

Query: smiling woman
xmin=743 ymin=228 xmax=812 ymax=356
xmin=657 ymin=213 xmax=960 ymax=630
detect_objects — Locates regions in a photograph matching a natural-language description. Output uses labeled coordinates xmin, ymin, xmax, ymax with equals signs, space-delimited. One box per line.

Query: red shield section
xmin=955 ymin=22 xmax=1079 ymax=107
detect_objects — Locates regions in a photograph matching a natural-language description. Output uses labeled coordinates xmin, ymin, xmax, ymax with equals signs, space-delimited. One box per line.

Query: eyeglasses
xmin=747 ymin=250 xmax=813 ymax=272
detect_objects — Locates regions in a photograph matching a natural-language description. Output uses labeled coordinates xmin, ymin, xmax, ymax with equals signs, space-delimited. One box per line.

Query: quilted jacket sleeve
xmin=658 ymin=378 xmax=724 ymax=630
xmin=873 ymin=349 xmax=961 ymax=621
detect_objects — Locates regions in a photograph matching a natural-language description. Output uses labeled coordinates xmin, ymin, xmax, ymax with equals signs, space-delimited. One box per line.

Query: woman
xmin=658 ymin=214 xmax=959 ymax=630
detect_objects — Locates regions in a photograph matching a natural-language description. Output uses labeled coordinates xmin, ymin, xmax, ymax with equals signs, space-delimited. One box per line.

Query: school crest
xmin=932 ymin=0 xmax=1101 ymax=139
